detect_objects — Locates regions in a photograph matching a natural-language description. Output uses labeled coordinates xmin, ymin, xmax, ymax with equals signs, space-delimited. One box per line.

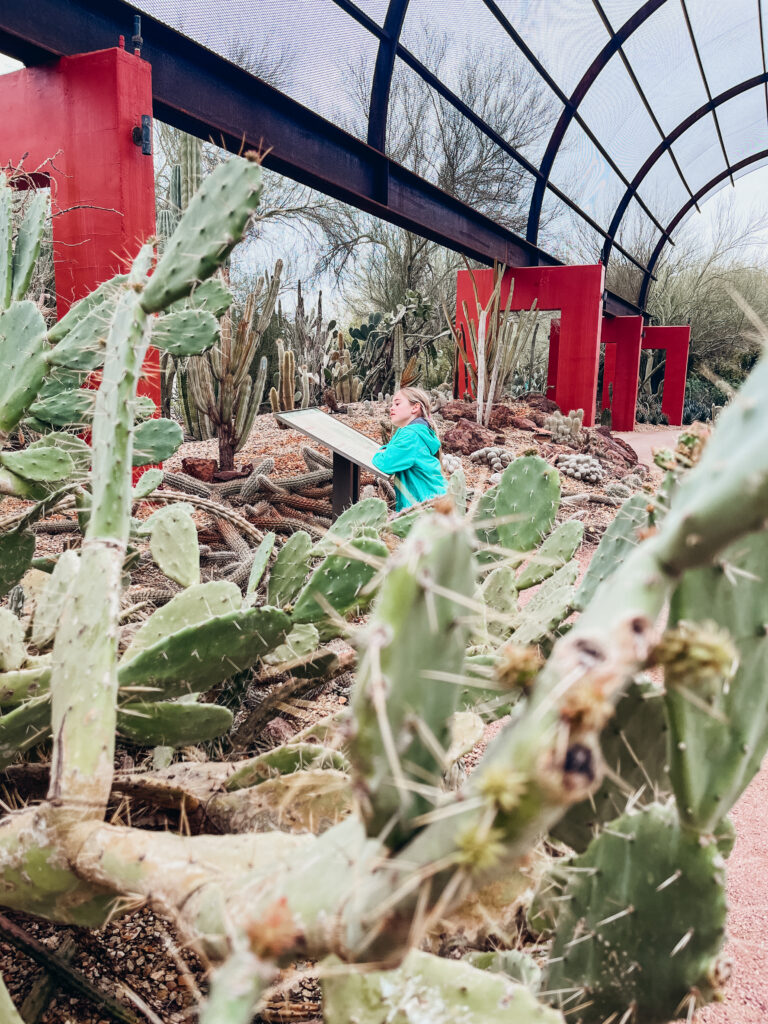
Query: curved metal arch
xmin=601 ymin=71 xmax=768 ymax=267
xmin=526 ymin=0 xmax=671 ymax=248
xmin=638 ymin=148 xmax=768 ymax=309
xmin=367 ymin=0 xmax=411 ymax=154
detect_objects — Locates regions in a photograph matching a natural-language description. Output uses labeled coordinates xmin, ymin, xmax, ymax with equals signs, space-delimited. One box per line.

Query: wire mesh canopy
xmin=3 ymin=0 xmax=768 ymax=313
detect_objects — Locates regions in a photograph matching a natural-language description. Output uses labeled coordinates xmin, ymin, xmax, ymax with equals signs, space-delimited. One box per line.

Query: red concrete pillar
xmin=642 ymin=325 xmax=690 ymax=427
xmin=0 ymin=45 xmax=158 ymax=404
xmin=601 ymin=315 xmax=643 ymax=431
xmin=455 ymin=264 xmax=604 ymax=425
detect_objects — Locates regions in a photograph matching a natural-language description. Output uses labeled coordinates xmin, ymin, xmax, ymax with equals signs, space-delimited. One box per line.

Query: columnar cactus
xmin=185 ymin=261 xmax=282 ymax=468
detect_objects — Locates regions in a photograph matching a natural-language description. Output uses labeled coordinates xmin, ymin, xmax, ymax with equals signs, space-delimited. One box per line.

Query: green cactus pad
xmin=479 ymin=565 xmax=518 ymax=642
xmin=350 ymin=513 xmax=475 ymax=842
xmin=462 ymin=950 xmax=542 ymax=992
xmin=11 ymin=190 xmax=48 ymax=303
xmin=267 ymin=531 xmax=313 ymax=608
xmin=144 ymin=505 xmax=200 ymax=588
xmin=132 ymin=467 xmax=163 ymax=500
xmin=0 ymin=446 xmax=74 ymax=483
xmin=46 ymin=275 xmax=126 ymax=344
xmin=0 ymin=695 xmax=51 ymax=768
xmin=225 ymin=742 xmax=349 ymax=792
xmin=0 ymin=301 xmax=48 ymax=433
xmin=574 ymin=493 xmax=648 ymax=611
xmin=132 ymin=417 xmax=184 ymax=466
xmin=313 ymin=498 xmax=387 ymax=556
xmin=664 ymin=528 xmax=768 ymax=832
xmin=292 ymin=535 xmax=388 ymax=641
xmin=29 ymin=434 xmax=90 ymax=480
xmin=152 ymin=309 xmax=219 ymax=357
xmin=0 ymin=531 xmax=35 ymax=598
xmin=117 ymin=700 xmax=233 ymax=747
xmin=246 ymin=532 xmax=275 ymax=597
xmin=0 ymin=660 xmax=51 ymax=707
xmin=31 ymin=549 xmax=81 ymax=649
xmin=28 ymin=387 xmax=95 ymax=429
xmin=386 ymin=507 xmax=420 ymax=540
xmin=552 ymin=678 xmax=670 ymax=852
xmin=322 ymin=950 xmax=564 ymax=1024
xmin=447 ymin=467 xmax=467 ymax=514
xmin=509 ymin=561 xmax=578 ymax=646
xmin=117 ymin=606 xmax=290 ymax=699
xmin=0 ymin=609 xmax=25 ymax=672
xmin=546 ymin=802 xmax=727 ymax=1024
xmin=174 ymin=277 xmax=233 ymax=318
xmin=494 ymin=456 xmax=560 ymax=558
xmin=46 ymin=300 xmax=116 ymax=372
xmin=122 ymin=581 xmax=241 ymax=663
xmin=516 ymin=519 xmax=583 ymax=590
xmin=141 ymin=156 xmax=263 ymax=313
xmin=262 ymin=622 xmax=320 ymax=667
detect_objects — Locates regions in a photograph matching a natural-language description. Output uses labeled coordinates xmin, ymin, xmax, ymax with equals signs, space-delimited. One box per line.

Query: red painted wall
xmin=600 ymin=315 xmax=643 ymax=431
xmin=0 ymin=46 xmax=159 ymax=406
xmin=641 ymin=325 xmax=690 ymax=427
xmin=455 ymin=264 xmax=605 ymax=426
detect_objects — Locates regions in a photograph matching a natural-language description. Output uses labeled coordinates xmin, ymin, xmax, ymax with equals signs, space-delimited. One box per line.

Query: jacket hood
xmin=408 ymin=418 xmax=441 ymax=455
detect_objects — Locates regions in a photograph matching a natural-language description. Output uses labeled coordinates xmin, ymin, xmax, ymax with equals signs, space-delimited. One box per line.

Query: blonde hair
xmin=396 ymin=386 xmax=438 ymax=433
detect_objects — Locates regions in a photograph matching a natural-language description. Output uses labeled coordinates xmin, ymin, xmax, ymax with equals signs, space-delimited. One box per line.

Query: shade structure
xmin=2 ymin=0 xmax=767 ymax=316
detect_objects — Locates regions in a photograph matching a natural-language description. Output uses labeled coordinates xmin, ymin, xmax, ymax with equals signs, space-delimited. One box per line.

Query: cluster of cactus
xmin=555 ymin=450 xmax=605 ymax=483
xmin=544 ymin=406 xmax=584 ymax=445
xmin=269 ymin=339 xmax=310 ymax=413
xmin=469 ymin=445 xmax=515 ymax=477
xmin=3 ymin=156 xmax=768 ymax=1024
xmin=440 ymin=451 xmax=462 ymax=476
xmin=324 ymin=333 xmax=362 ymax=405
xmin=183 ymin=262 xmax=281 ymax=468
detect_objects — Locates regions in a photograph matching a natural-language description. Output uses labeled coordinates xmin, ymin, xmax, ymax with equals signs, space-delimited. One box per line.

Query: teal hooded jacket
xmin=372 ymin=418 xmax=447 ymax=511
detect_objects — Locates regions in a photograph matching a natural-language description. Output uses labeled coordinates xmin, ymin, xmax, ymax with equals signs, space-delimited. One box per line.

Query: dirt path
xmin=696 ymin=758 xmax=768 ymax=1023
xmin=614 ymin=427 xmax=681 ymax=466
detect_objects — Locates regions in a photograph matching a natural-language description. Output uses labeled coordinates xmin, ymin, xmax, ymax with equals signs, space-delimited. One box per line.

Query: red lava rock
xmin=509 ymin=415 xmax=538 ymax=431
xmin=181 ymin=457 xmax=217 ymax=482
xmin=441 ymin=400 xmax=477 ymax=422
xmin=213 ymin=464 xmax=253 ymax=482
xmin=442 ymin=417 xmax=498 ymax=455
xmin=525 ymin=392 xmax=559 ymax=413
xmin=595 ymin=427 xmax=639 ymax=465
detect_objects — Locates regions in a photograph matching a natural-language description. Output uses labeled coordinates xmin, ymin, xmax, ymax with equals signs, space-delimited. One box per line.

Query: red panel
xmin=601 ymin=315 xmax=643 ymax=431
xmin=642 ymin=325 xmax=690 ymax=427
xmin=0 ymin=46 xmax=159 ymax=409
xmin=455 ymin=264 xmax=605 ymax=426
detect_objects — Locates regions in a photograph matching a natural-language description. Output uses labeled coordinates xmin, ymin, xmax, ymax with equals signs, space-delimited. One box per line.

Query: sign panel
xmin=275 ymin=408 xmax=387 ymax=478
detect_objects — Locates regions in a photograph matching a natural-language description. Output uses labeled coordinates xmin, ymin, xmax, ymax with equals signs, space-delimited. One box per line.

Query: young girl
xmin=372 ymin=387 xmax=447 ymax=511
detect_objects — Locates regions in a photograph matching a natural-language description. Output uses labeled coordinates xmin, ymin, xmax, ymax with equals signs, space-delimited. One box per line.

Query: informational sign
xmin=275 ymin=408 xmax=386 ymax=478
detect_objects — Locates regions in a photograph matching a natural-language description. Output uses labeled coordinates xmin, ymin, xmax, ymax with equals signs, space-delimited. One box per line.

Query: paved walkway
xmin=614 ymin=427 xmax=681 ymax=466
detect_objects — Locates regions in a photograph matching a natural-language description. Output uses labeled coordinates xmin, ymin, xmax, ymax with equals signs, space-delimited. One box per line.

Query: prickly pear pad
xmin=664 ymin=528 xmax=768 ymax=831
xmin=117 ymin=607 xmax=290 ymax=699
xmin=546 ymin=802 xmax=727 ymax=1024
xmin=494 ymin=456 xmax=560 ymax=557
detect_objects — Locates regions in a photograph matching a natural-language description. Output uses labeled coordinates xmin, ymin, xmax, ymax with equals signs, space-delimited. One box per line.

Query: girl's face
xmin=389 ymin=391 xmax=420 ymax=428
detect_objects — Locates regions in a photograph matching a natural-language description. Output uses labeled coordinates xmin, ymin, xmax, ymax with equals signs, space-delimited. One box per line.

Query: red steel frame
xmin=639 ymin=325 xmax=690 ymax=427
xmin=0 ymin=43 xmax=159 ymax=406
xmin=455 ymin=264 xmax=605 ymax=426
xmin=600 ymin=315 xmax=643 ymax=432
